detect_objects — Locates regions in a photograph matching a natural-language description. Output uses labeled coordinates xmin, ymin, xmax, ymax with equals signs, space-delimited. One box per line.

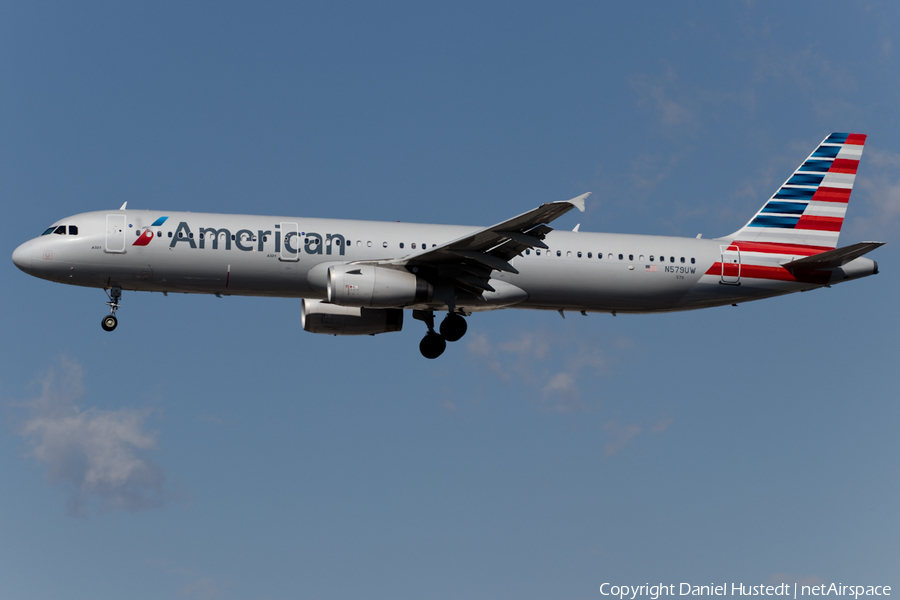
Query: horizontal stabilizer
xmin=784 ymin=241 xmax=885 ymax=271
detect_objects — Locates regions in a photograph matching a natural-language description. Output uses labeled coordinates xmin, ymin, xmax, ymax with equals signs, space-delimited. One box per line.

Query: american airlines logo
xmin=133 ymin=216 xmax=169 ymax=246
xmin=165 ymin=221 xmax=348 ymax=256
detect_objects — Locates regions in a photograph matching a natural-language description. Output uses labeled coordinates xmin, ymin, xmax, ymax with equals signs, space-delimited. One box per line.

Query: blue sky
xmin=2 ymin=2 xmax=899 ymax=599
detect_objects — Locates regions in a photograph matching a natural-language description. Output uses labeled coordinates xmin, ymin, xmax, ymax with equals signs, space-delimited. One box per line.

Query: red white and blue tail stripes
xmin=728 ymin=132 xmax=865 ymax=251
xmin=705 ymin=133 xmax=868 ymax=285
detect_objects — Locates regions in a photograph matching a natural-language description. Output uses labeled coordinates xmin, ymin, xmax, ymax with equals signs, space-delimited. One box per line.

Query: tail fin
xmin=725 ymin=133 xmax=866 ymax=251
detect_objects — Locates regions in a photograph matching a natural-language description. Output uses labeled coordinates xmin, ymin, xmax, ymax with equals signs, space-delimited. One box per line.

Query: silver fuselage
xmin=11 ymin=209 xmax=879 ymax=314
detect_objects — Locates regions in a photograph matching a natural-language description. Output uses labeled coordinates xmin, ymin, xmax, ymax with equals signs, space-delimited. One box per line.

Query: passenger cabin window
xmin=691 ymin=258 xmax=695 ymax=264
xmin=577 ymin=252 xmax=582 ymax=258
xmin=556 ymin=250 xmax=561 ymax=257
xmin=68 ymin=226 xmax=78 ymax=235
xmin=650 ymin=255 xmax=655 ymax=261
xmin=618 ymin=254 xmax=623 ymax=260
xmin=629 ymin=254 xmax=633 ymax=261
xmin=587 ymin=252 xmax=592 ymax=258
xmin=168 ymin=232 xmax=173 ymax=238
xmin=399 ymin=243 xmax=404 ymax=249
xmin=670 ymin=256 xmax=675 ymax=263
xmin=680 ymin=257 xmax=685 ymax=263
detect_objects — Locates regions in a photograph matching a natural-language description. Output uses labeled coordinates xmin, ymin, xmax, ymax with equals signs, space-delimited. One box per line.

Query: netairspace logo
xmin=599 ymin=584 xmax=892 ymax=600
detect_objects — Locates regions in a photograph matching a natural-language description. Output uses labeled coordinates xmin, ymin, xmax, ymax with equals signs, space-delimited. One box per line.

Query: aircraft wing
xmin=366 ymin=193 xmax=589 ymax=296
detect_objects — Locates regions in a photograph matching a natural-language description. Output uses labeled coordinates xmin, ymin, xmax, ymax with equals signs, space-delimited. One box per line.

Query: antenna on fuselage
xmin=119 ymin=202 xmax=127 ymax=210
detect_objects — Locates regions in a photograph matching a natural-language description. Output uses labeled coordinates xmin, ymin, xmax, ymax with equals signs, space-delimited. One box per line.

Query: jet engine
xmin=301 ymin=299 xmax=403 ymax=336
xmin=327 ymin=264 xmax=432 ymax=308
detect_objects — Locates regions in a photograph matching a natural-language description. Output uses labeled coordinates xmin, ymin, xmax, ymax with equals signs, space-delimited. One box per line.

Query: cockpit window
xmin=42 ymin=227 xmax=56 ymax=235
xmin=54 ymin=226 xmax=66 ymax=235
xmin=68 ymin=226 xmax=78 ymax=235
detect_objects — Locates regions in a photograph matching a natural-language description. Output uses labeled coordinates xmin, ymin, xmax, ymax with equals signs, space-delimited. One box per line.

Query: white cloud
xmin=603 ymin=420 xmax=642 ymax=457
xmin=465 ymin=329 xmax=614 ymax=413
xmin=16 ymin=357 xmax=166 ymax=516
xmin=851 ymin=147 xmax=900 ymax=241
xmin=630 ymin=67 xmax=694 ymax=127
xmin=651 ymin=417 xmax=673 ymax=434
xmin=542 ymin=372 xmax=582 ymax=413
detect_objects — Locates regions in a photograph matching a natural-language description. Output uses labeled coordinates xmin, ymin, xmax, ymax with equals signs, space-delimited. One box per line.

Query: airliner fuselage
xmin=10 ymin=209 xmax=876 ymax=312
xmin=11 ymin=133 xmax=884 ymax=358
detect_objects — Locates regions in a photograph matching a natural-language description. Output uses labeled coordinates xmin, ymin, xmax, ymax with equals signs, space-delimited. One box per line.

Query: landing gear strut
xmin=413 ymin=310 xmax=468 ymax=359
xmin=101 ymin=287 xmax=121 ymax=332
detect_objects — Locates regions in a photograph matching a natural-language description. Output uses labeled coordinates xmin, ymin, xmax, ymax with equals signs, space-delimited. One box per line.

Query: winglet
xmin=119 ymin=202 xmax=127 ymax=210
xmin=568 ymin=192 xmax=589 ymax=213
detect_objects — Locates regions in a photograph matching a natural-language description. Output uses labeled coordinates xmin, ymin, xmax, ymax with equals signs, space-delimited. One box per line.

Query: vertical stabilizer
xmin=724 ymin=133 xmax=866 ymax=252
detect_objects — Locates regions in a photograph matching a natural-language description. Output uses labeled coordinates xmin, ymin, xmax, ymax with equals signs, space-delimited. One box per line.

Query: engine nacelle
xmin=327 ymin=264 xmax=432 ymax=308
xmin=301 ymin=299 xmax=403 ymax=336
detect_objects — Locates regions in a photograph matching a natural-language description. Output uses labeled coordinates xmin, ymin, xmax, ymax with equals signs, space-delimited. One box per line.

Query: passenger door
xmin=105 ymin=214 xmax=126 ymax=253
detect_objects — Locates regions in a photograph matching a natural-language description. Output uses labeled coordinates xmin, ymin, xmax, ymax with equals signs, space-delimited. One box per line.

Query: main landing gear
xmin=414 ymin=310 xmax=468 ymax=359
xmin=101 ymin=287 xmax=122 ymax=332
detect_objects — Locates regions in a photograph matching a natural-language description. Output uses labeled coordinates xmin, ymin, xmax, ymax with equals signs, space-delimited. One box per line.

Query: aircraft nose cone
xmin=12 ymin=240 xmax=33 ymax=274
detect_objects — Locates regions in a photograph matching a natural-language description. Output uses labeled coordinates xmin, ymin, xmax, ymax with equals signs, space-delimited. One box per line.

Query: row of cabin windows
xmin=524 ymin=248 xmax=695 ymax=264
xmin=42 ymin=225 xmax=78 ymax=235
xmin=40 ymin=224 xmax=695 ymax=266
xmin=150 ymin=229 xmax=440 ymax=250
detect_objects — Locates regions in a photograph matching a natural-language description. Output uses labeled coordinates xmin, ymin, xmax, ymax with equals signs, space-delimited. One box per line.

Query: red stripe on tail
xmin=728 ymin=241 xmax=831 ymax=256
xmin=829 ymin=159 xmax=859 ymax=174
xmin=811 ymin=187 xmax=851 ymax=203
xmin=795 ymin=215 xmax=843 ymax=232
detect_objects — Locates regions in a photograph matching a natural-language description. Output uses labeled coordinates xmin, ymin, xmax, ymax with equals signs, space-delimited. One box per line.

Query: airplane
xmin=12 ymin=133 xmax=884 ymax=359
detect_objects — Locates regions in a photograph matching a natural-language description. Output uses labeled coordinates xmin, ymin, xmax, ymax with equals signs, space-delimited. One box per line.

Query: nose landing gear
xmin=413 ymin=310 xmax=468 ymax=359
xmin=101 ymin=287 xmax=122 ymax=331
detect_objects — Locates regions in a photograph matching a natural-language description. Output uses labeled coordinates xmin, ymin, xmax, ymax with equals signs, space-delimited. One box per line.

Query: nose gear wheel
xmin=101 ymin=287 xmax=122 ymax=332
